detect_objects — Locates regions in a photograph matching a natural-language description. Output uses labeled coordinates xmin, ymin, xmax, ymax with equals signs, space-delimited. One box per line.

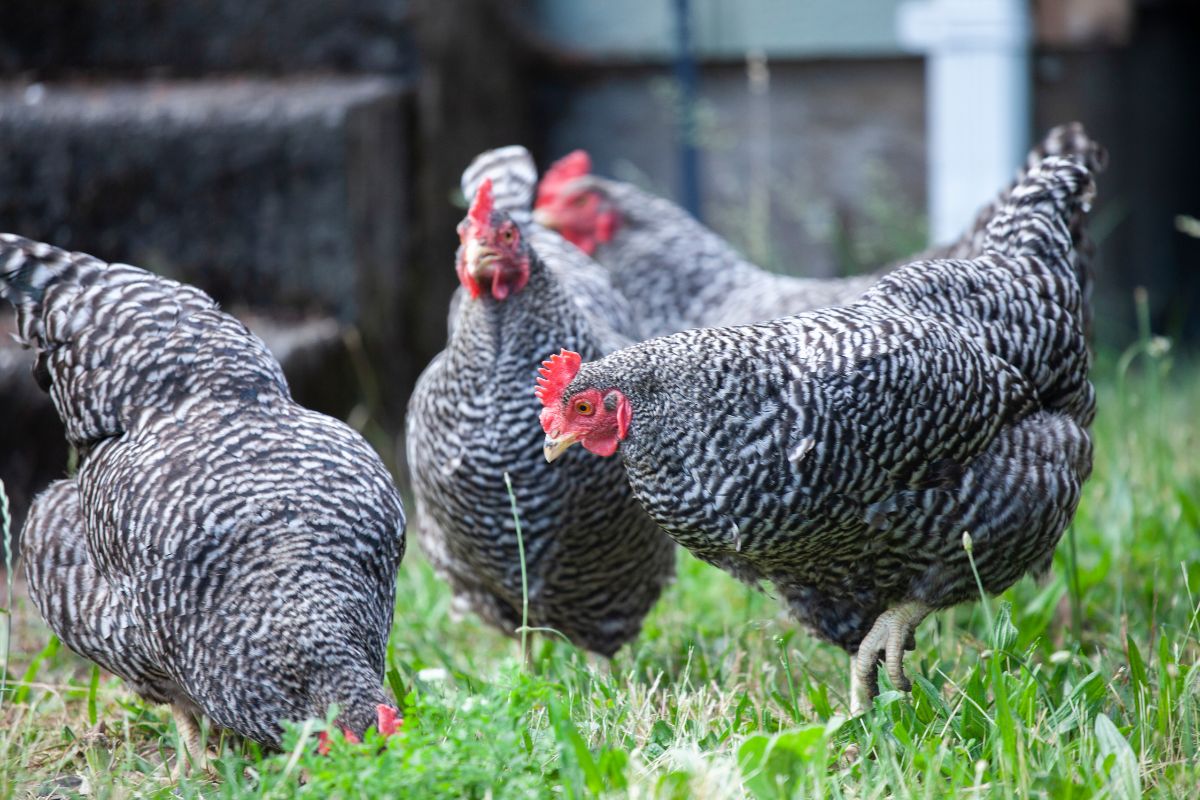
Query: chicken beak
xmin=465 ymin=240 xmax=500 ymax=277
xmin=532 ymin=208 xmax=555 ymax=228
xmin=542 ymin=432 xmax=579 ymax=463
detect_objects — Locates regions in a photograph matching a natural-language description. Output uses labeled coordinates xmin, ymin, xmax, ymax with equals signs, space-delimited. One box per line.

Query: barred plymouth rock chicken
xmin=2 ymin=235 xmax=406 ymax=760
xmin=406 ymin=170 xmax=674 ymax=657
xmin=449 ymin=146 xmax=641 ymax=341
xmin=538 ymin=151 xmax=1099 ymax=711
xmin=533 ymin=125 xmax=1100 ymax=339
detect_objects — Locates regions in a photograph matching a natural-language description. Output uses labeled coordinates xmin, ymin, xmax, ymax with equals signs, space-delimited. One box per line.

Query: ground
xmin=1 ymin=342 xmax=1198 ymax=799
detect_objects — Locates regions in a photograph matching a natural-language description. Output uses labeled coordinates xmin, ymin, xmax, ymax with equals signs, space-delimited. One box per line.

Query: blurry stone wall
xmin=0 ymin=79 xmax=405 ymax=320
xmin=0 ymin=0 xmax=413 ymax=75
xmin=0 ymin=0 xmax=542 ymax=538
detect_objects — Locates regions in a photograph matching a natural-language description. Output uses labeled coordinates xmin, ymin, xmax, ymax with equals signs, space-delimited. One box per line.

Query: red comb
xmin=469 ymin=178 xmax=495 ymax=227
xmin=317 ymin=725 xmax=360 ymax=755
xmin=316 ymin=706 xmax=402 ymax=755
xmin=535 ymin=349 xmax=582 ymax=406
xmin=537 ymin=150 xmax=592 ymax=205
xmin=376 ymin=704 xmax=402 ymax=737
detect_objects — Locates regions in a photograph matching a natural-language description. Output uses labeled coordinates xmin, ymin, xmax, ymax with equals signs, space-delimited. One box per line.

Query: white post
xmin=897 ymin=0 xmax=1032 ymax=245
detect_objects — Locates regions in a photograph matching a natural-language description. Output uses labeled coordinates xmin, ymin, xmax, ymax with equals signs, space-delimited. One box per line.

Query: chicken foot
xmin=850 ymin=600 xmax=930 ymax=714
xmin=171 ymin=704 xmax=216 ymax=780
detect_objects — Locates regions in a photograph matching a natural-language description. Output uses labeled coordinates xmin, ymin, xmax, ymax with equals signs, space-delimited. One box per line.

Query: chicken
xmin=2 ymin=235 xmax=406 ymax=758
xmin=537 ymin=150 xmax=1099 ymax=712
xmin=405 ymin=171 xmax=674 ymax=657
xmin=532 ymin=125 xmax=1100 ymax=339
xmin=449 ymin=146 xmax=642 ymax=341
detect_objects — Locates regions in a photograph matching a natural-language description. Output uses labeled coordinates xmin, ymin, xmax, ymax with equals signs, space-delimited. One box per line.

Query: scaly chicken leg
xmin=170 ymin=704 xmax=212 ymax=779
xmin=851 ymin=601 xmax=930 ymax=714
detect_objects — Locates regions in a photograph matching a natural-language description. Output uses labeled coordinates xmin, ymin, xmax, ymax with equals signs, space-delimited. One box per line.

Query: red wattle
xmin=491 ymin=269 xmax=510 ymax=301
xmin=582 ymin=433 xmax=620 ymax=457
xmin=596 ymin=210 xmax=618 ymax=244
xmin=563 ymin=230 xmax=597 ymax=255
xmin=456 ymin=258 xmax=481 ymax=299
xmin=317 ymin=725 xmax=360 ymax=755
xmin=376 ymin=704 xmax=402 ymax=736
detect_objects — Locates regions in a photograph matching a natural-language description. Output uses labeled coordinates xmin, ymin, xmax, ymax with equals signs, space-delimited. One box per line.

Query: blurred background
xmin=0 ymin=0 xmax=1197 ymax=536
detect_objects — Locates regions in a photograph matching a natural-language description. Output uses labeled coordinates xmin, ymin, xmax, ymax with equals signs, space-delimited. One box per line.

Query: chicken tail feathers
xmin=923 ymin=123 xmax=1106 ymax=339
xmin=1029 ymin=122 xmax=1108 ymax=177
xmin=460 ymin=145 xmax=538 ymax=223
xmin=0 ymin=234 xmax=107 ymax=348
xmin=1027 ymin=123 xmax=1106 ymax=338
xmin=981 ymin=155 xmax=1095 ymax=275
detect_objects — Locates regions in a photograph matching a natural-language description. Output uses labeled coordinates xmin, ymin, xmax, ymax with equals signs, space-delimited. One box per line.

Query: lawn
xmin=2 ymin=333 xmax=1198 ymax=798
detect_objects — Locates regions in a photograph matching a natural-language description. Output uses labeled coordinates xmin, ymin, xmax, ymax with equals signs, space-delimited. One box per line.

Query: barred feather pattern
xmin=2 ymin=234 xmax=406 ymax=748
xmin=554 ymin=156 xmax=1096 ymax=651
xmin=447 ymin=147 xmax=642 ymax=341
xmin=575 ymin=124 xmax=1103 ymax=340
xmin=917 ymin=122 xmax=1107 ymax=336
xmin=461 ymin=145 xmax=539 ymax=226
xmin=406 ymin=208 xmax=674 ymax=656
xmin=575 ymin=174 xmax=876 ymax=337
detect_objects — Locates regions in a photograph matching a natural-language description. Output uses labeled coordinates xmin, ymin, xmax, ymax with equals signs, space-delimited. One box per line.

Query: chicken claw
xmin=170 ymin=704 xmax=212 ymax=780
xmin=851 ymin=601 xmax=930 ymax=714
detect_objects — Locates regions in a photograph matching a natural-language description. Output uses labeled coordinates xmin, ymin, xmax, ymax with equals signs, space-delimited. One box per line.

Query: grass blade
xmin=87 ymin=664 xmax=100 ymax=727
xmin=1 ymin=479 xmax=12 ymax=712
xmin=503 ymin=472 xmax=529 ymax=667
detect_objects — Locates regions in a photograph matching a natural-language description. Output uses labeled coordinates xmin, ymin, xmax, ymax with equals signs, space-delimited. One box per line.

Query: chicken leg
xmin=851 ymin=601 xmax=930 ymax=714
xmin=171 ymin=704 xmax=213 ymax=780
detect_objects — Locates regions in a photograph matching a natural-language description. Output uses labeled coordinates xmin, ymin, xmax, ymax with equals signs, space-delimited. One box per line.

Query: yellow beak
xmin=542 ymin=432 xmax=579 ymax=463
xmin=465 ymin=241 xmax=500 ymax=277
xmin=532 ymin=208 xmax=555 ymax=229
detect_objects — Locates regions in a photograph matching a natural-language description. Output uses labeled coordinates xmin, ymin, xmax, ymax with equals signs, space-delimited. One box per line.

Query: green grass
xmin=2 ymin=338 xmax=1199 ymax=799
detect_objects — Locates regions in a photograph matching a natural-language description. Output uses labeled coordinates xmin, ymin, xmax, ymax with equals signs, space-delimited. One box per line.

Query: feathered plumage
xmin=3 ymin=235 xmax=406 ymax=750
xmin=406 ymin=150 xmax=674 ymax=657
xmin=539 ymin=148 xmax=1100 ymax=709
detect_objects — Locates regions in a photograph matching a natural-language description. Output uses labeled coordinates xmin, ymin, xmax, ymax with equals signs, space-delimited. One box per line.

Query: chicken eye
xmin=574 ymin=399 xmax=594 ymax=416
xmin=571 ymin=193 xmax=589 ymax=208
xmin=500 ymin=226 xmax=516 ymax=245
